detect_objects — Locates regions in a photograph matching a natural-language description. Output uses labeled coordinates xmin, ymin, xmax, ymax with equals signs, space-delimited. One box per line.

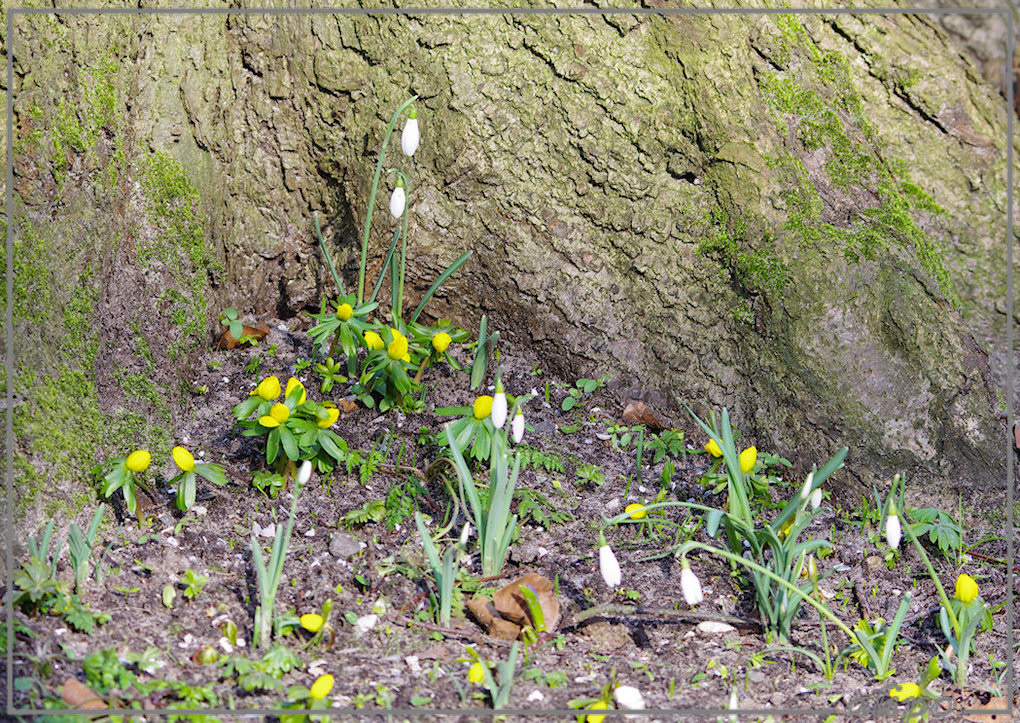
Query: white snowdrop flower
xmin=401 ymin=109 xmax=420 ymax=157
xmin=459 ymin=522 xmax=471 ymax=547
xmin=885 ymin=504 xmax=902 ymax=549
xmin=800 ymin=471 xmax=814 ymax=503
xmin=389 ymin=179 xmax=406 ymax=218
xmin=680 ymin=559 xmax=704 ymax=606
xmin=599 ymin=542 xmax=622 ymax=588
xmin=511 ymin=412 xmax=525 ymax=444
xmin=614 ymin=685 xmax=645 ymax=711
xmin=297 ymin=460 xmax=313 ymax=486
xmin=491 ymin=381 xmax=508 ymax=430
xmin=810 ymin=487 xmax=822 ymax=510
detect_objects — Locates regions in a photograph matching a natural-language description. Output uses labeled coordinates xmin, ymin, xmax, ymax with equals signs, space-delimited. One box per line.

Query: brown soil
xmin=6 ymin=319 xmax=1016 ymax=721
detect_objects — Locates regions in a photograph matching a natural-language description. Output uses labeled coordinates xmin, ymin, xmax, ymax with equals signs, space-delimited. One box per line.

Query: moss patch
xmin=757 ymin=13 xmax=959 ymax=307
xmin=139 ymin=149 xmax=220 ymax=360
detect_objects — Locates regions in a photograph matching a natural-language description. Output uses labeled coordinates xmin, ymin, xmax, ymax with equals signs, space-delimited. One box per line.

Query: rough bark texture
xmin=3 ymin=2 xmax=1017 ymax=535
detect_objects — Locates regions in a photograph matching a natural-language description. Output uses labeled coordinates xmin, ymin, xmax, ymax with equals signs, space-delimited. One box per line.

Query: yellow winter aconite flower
xmin=889 ymin=682 xmax=922 ymax=702
xmin=468 ymin=662 xmax=485 ymax=684
xmin=317 ymin=408 xmax=340 ymax=429
xmin=432 ymin=332 xmax=452 ymax=353
xmin=126 ymin=450 xmax=151 ymax=473
xmin=309 ymin=674 xmax=334 ymax=700
xmin=251 ymin=375 xmax=281 ymax=401
xmin=172 ymin=446 xmax=195 ymax=472
xmin=300 ymin=613 xmax=325 ymax=633
xmin=625 ymin=503 xmax=647 ymax=520
xmin=704 ymin=439 xmax=722 ymax=458
xmin=740 ymin=446 xmax=757 ymax=474
xmin=365 ymin=331 xmax=384 ymax=350
xmin=388 ymin=334 xmax=409 ymax=361
xmin=955 ymin=573 xmax=979 ymax=603
xmin=285 ymin=377 xmax=307 ymax=405
xmin=473 ymin=395 xmax=494 ymax=420
xmin=586 ymin=700 xmax=609 ymax=723
xmin=259 ymin=403 xmax=291 ymax=428
xmin=336 ymin=303 xmax=354 ymax=321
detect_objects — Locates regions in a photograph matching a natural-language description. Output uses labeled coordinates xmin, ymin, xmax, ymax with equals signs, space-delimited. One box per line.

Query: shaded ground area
xmin=6 ymin=318 xmax=1016 ymax=721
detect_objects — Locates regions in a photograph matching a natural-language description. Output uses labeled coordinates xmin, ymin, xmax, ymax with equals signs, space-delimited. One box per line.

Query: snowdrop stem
xmin=679 ymin=542 xmax=857 ymax=642
xmin=358 ymin=95 xmax=418 ymax=304
xmin=387 ymin=167 xmax=411 ymax=322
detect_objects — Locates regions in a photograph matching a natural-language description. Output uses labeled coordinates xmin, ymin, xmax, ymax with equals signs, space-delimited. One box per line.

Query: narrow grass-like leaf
xmin=410 ymin=250 xmax=473 ymax=324
xmin=470 ymin=315 xmax=488 ymax=390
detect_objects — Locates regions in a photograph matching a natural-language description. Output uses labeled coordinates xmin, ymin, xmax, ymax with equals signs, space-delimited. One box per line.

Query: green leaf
xmin=410 ymin=250 xmax=473 ymax=324
xmin=561 ymin=396 xmax=577 ymax=411
xmin=470 ymin=314 xmax=488 ymax=390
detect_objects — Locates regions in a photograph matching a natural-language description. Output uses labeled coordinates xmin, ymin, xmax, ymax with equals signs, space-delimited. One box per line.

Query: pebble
xmin=354 ymin=614 xmax=378 ymax=635
xmin=304 ymin=528 xmax=315 ymax=537
xmin=697 ymin=621 xmax=737 ymax=635
xmin=606 ymin=498 xmax=621 ymax=511
xmin=192 ymin=505 xmax=207 ymax=517
xmin=527 ymin=690 xmax=545 ymax=702
xmin=329 ymin=532 xmax=363 ymax=559
xmin=405 ymin=656 xmax=421 ymax=676
xmin=218 ymin=637 xmax=234 ymax=654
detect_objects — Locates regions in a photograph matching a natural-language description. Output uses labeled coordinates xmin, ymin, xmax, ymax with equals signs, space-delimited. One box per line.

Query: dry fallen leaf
xmin=963 ymin=697 xmax=1012 ymax=723
xmin=621 ymin=401 xmax=667 ymax=432
xmin=338 ymin=399 xmax=358 ymax=414
xmin=492 ymin=573 xmax=560 ymax=633
xmin=217 ymin=321 xmax=270 ymax=350
xmin=466 ymin=596 xmax=521 ymax=640
xmin=60 ymin=677 xmax=106 ymax=710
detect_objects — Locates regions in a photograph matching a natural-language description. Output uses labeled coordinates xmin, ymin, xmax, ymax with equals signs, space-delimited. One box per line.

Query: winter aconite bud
xmin=126 ymin=450 xmax=151 ymax=473
xmin=172 ymin=446 xmax=195 ymax=473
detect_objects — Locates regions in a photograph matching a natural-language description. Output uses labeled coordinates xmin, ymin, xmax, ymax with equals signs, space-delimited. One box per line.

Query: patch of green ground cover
xmin=759 ymin=13 xmax=959 ymax=307
xmin=13 ymin=365 xmax=172 ymax=517
xmin=697 ymin=206 xmax=790 ymax=305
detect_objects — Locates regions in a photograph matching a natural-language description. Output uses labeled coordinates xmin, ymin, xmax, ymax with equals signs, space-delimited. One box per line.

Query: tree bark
xmin=3 ymin=4 xmax=1016 ymax=532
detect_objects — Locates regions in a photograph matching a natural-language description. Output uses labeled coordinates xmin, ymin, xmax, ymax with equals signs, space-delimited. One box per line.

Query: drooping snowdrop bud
xmin=297 ymin=459 xmax=313 ymax=486
xmin=389 ymin=177 xmax=406 ymax=219
xmin=598 ymin=534 xmax=621 ymax=588
xmin=401 ymin=107 xmax=420 ymax=157
xmin=885 ymin=502 xmax=901 ymax=549
xmin=491 ymin=380 xmax=508 ymax=430
xmin=800 ymin=471 xmax=814 ymax=503
xmin=680 ymin=558 xmax=704 ymax=606
xmin=459 ymin=522 xmax=471 ymax=547
xmin=810 ymin=487 xmax=822 ymax=510
xmin=511 ymin=411 xmax=525 ymax=444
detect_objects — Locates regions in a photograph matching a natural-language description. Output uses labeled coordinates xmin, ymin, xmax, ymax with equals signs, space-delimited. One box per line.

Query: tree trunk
xmin=3 ymin=5 xmax=1015 ymax=532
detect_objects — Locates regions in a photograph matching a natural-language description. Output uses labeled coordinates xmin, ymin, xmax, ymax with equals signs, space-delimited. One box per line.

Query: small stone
xmin=527 ymin=690 xmax=545 ymax=702
xmin=606 ymin=498 xmax=621 ymax=511
xmin=696 ymin=621 xmax=737 ymax=636
xmin=191 ymin=505 xmax=207 ymax=517
xmin=260 ymin=523 xmax=276 ymax=538
xmin=405 ymin=656 xmax=421 ymax=676
xmin=865 ymin=555 xmax=884 ymax=571
xmin=329 ymin=533 xmax=363 ymax=559
xmin=354 ymin=614 xmax=378 ymax=635
xmin=218 ymin=637 xmax=234 ymax=654
xmin=304 ymin=528 xmax=315 ymax=537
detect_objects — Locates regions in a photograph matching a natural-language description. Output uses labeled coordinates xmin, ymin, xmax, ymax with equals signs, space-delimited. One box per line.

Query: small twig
xmin=572 ymin=603 xmax=758 ymax=628
xmin=377 ymin=463 xmax=425 ymax=479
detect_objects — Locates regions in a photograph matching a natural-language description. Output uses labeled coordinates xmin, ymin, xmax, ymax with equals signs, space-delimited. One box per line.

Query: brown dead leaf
xmin=963 ymin=697 xmax=1012 ymax=723
xmin=338 ymin=399 xmax=358 ymax=414
xmin=492 ymin=573 xmax=560 ymax=633
xmin=217 ymin=321 xmax=270 ymax=350
xmin=621 ymin=401 xmax=666 ymax=432
xmin=466 ymin=596 xmax=521 ymax=640
xmin=60 ymin=677 xmax=106 ymax=709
